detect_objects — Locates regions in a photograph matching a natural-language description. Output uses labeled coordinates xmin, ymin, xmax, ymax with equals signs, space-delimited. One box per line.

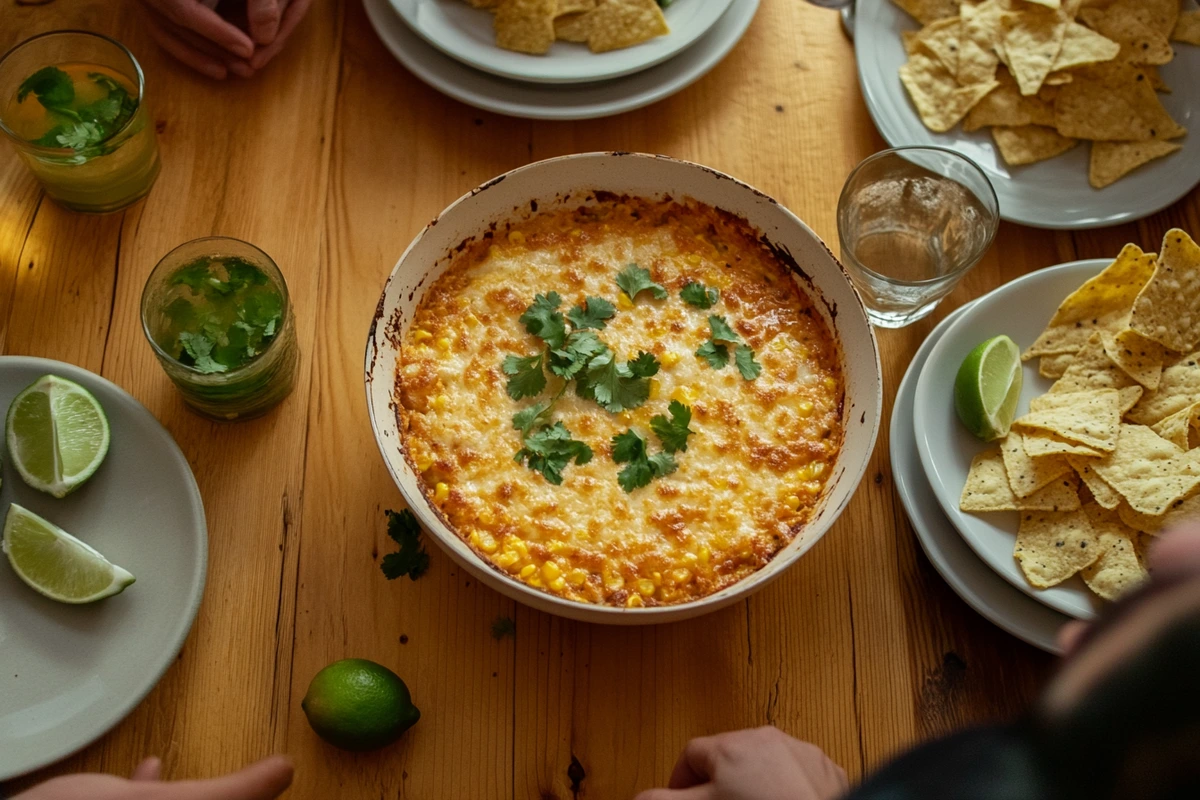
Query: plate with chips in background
xmin=913 ymin=231 xmax=1200 ymax=620
xmin=854 ymin=0 xmax=1200 ymax=229
xmin=391 ymin=0 xmax=736 ymax=84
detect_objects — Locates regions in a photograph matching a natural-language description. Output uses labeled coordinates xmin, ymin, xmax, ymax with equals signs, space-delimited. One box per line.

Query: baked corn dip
xmin=397 ymin=196 xmax=844 ymax=607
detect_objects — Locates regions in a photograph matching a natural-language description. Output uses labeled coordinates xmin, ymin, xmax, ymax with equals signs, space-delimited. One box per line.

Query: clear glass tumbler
xmin=0 ymin=31 xmax=161 ymax=213
xmin=837 ymin=146 xmax=999 ymax=328
xmin=141 ymin=237 xmax=299 ymax=421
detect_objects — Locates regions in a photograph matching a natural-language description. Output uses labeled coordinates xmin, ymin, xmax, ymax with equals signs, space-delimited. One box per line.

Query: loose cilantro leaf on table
xmin=519 ymin=292 xmax=566 ymax=348
xmin=491 ymin=616 xmax=516 ymax=640
xmin=514 ymin=422 xmax=593 ymax=485
xmin=612 ymin=428 xmax=678 ymax=493
xmin=615 ymin=264 xmax=667 ymax=302
xmin=734 ymin=344 xmax=762 ymax=381
xmin=650 ymin=401 xmax=694 ymax=453
xmin=567 ymin=296 xmax=616 ymax=330
xmin=578 ymin=350 xmax=653 ymax=413
xmin=548 ymin=330 xmax=606 ymax=380
xmin=680 ymin=281 xmax=718 ymax=309
xmin=503 ymin=353 xmax=547 ymax=400
xmin=381 ymin=509 xmax=430 ymax=581
xmin=707 ymin=315 xmax=741 ymax=343
xmin=695 ymin=340 xmax=729 ymax=369
xmin=18 ymin=66 xmax=74 ymax=108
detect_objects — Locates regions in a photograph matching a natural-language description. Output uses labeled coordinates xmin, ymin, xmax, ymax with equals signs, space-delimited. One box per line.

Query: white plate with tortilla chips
xmin=366 ymin=0 xmax=758 ymax=119
xmin=854 ymin=0 xmax=1200 ymax=229
xmin=391 ymin=0 xmax=736 ymax=84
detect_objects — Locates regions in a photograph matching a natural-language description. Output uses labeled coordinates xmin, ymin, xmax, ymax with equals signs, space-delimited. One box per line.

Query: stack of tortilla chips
xmin=960 ymin=229 xmax=1200 ymax=600
xmin=464 ymin=0 xmax=669 ymax=55
xmin=894 ymin=0 xmax=1198 ymax=188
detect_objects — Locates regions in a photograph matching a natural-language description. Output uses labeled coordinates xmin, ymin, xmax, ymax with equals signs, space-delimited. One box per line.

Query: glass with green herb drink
xmin=0 ymin=31 xmax=160 ymax=213
xmin=141 ymin=238 xmax=299 ymax=421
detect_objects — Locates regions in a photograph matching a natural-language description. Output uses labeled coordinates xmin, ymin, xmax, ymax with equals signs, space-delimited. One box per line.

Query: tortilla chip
xmin=556 ymin=0 xmax=594 ymax=13
xmin=1080 ymin=502 xmax=1148 ymax=599
xmin=1119 ymin=385 xmax=1145 ymax=415
xmin=1054 ymin=63 xmax=1185 ymax=141
xmin=1003 ymin=7 xmax=1071 ymax=96
xmin=961 ymin=449 xmax=1082 ymax=511
xmin=1016 ymin=388 xmax=1122 ymax=451
xmin=1127 ymin=352 xmax=1200 ymax=426
xmin=1069 ymin=455 xmax=1123 ymax=509
xmin=1151 ymin=403 xmax=1200 ymax=450
xmin=1174 ymin=11 xmax=1200 ymax=45
xmin=494 ymin=0 xmax=557 ymax=54
xmin=1123 ymin=0 xmax=1181 ymax=38
xmin=1023 ymin=430 xmax=1105 ymax=458
xmin=1119 ymin=492 xmax=1200 ymax=535
xmin=964 ymin=68 xmax=1057 ymax=131
xmin=1002 ymin=430 xmax=1074 ymax=498
xmin=1089 ymin=138 xmax=1184 ymax=189
xmin=912 ymin=17 xmax=964 ymax=73
xmin=1024 ymin=245 xmax=1157 ymax=358
xmin=1099 ymin=326 xmax=1168 ymax=390
xmin=1041 ymin=352 xmax=1076 ymax=379
xmin=900 ymin=52 xmax=999 ymax=132
xmin=1052 ymin=20 xmax=1121 ymax=70
xmin=1049 ymin=332 xmax=1137 ymax=393
xmin=892 ymin=0 xmax=962 ymax=25
xmin=1024 ymin=0 xmax=1062 ymax=8
xmin=1090 ymin=424 xmax=1200 ymax=515
xmin=1082 ymin=4 xmax=1175 ymax=64
xmin=958 ymin=0 xmax=1005 ymax=84
xmin=585 ymin=0 xmax=669 ymax=53
xmin=1014 ymin=508 xmax=1100 ymax=588
xmin=992 ymin=125 xmax=1079 ymax=165
xmin=554 ymin=11 xmax=590 ymax=41
xmin=1129 ymin=230 xmax=1200 ymax=353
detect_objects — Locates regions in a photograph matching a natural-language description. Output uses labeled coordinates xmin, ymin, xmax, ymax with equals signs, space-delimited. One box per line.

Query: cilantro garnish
xmin=19 ymin=68 xmax=136 ymax=154
xmin=578 ymin=350 xmax=654 ymax=414
xmin=615 ymin=264 xmax=667 ymax=302
xmin=548 ymin=330 xmax=606 ymax=380
xmin=18 ymin=66 xmax=74 ymax=108
xmin=680 ymin=282 xmax=719 ymax=309
xmin=178 ymin=331 xmax=227 ymax=374
xmin=628 ymin=351 xmax=660 ymax=378
xmin=512 ymin=399 xmax=556 ymax=436
xmin=707 ymin=315 xmax=741 ymax=343
xmin=696 ymin=341 xmax=729 ymax=369
xmin=381 ymin=509 xmax=430 ymax=581
xmin=612 ymin=429 xmax=678 ymax=493
xmin=503 ymin=353 xmax=547 ymax=400
xmin=491 ymin=616 xmax=516 ymax=640
xmin=734 ymin=344 xmax=762 ymax=381
xmin=567 ymin=296 xmax=616 ymax=330
xmin=519 ymin=292 xmax=567 ymax=349
xmin=514 ymin=422 xmax=594 ymax=485
xmin=650 ymin=401 xmax=694 ymax=453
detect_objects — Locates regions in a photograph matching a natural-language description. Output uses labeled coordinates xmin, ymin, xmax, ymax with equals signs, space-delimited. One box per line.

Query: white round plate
xmin=893 ymin=302 xmax=1068 ymax=655
xmin=913 ymin=260 xmax=1110 ymax=621
xmin=391 ymin=0 xmax=736 ymax=85
xmin=364 ymin=0 xmax=759 ymax=121
xmin=0 ymin=357 xmax=206 ymax=781
xmin=854 ymin=1 xmax=1200 ymax=230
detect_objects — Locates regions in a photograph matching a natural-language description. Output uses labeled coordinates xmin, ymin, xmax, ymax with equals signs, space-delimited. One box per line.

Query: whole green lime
xmin=301 ymin=659 xmax=420 ymax=752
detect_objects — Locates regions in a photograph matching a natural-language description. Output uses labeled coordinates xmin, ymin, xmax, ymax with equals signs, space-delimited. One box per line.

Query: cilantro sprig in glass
xmin=141 ymin=238 xmax=298 ymax=421
xmin=0 ymin=31 xmax=160 ymax=213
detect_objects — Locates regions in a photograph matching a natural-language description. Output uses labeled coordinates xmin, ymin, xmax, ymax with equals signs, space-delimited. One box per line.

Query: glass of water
xmin=837 ymin=146 xmax=999 ymax=328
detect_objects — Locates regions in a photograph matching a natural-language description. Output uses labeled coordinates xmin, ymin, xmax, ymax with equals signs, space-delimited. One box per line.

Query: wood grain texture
xmin=3 ymin=0 xmax=1196 ymax=795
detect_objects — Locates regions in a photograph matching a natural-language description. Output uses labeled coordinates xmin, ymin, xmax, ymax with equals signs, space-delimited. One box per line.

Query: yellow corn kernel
xmin=570 ymin=228 xmax=583 ymax=238
xmin=672 ymin=568 xmax=693 ymax=585
xmin=527 ymin=576 xmax=543 ymax=588
xmin=412 ymin=329 xmax=433 ymax=343
xmin=626 ymin=595 xmax=644 ymax=608
xmin=496 ymin=550 xmax=520 ymax=570
xmin=636 ymin=579 xmax=656 ymax=597
xmin=699 ymin=547 xmax=711 ymax=565
xmin=671 ymin=386 xmax=698 ymax=404
xmin=797 ymin=400 xmax=815 ymax=416
xmin=784 ymin=495 xmax=801 ymax=512
xmin=617 ymin=291 xmax=634 ymax=309
xmin=431 ymin=395 xmax=448 ymax=411
xmin=823 ymin=377 xmax=837 ymax=391
xmin=512 ymin=539 xmax=529 ymax=559
xmin=415 ymin=454 xmax=434 ymax=473
xmin=797 ymin=462 xmax=828 ymax=481
xmin=519 ymin=564 xmax=537 ymax=579
xmin=802 ymin=481 xmax=822 ymax=494
xmin=648 ymin=378 xmax=661 ymax=400
xmin=661 ymin=351 xmax=680 ymax=368
xmin=550 ymin=576 xmax=567 ymax=592
xmin=603 ymin=567 xmax=625 ymax=591
xmin=682 ymin=552 xmax=699 ymax=565
xmin=542 ymin=561 xmax=561 ymax=582
xmin=686 ymin=254 xmax=702 ymax=266
xmin=465 ymin=313 xmax=481 ymax=328
xmin=652 ymin=571 xmax=662 ymax=587
xmin=436 ymin=337 xmax=452 ymax=351
xmin=566 ymin=569 xmax=588 ymax=587
xmin=507 ymin=230 xmax=525 ymax=245
xmin=709 ymin=476 xmax=727 ymax=491
xmin=549 ymin=541 xmax=569 ymax=555
xmin=478 ymin=508 xmax=495 ymax=524
xmin=434 ymin=482 xmax=449 ymax=503
xmin=478 ymin=533 xmax=498 ymax=554
xmin=770 ymin=337 xmax=787 ymax=352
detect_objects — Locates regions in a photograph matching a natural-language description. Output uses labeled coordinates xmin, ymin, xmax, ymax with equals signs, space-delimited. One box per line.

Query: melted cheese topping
xmin=397 ymin=198 xmax=844 ymax=607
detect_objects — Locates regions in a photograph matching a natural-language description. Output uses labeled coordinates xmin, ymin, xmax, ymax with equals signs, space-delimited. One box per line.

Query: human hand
xmin=634 ymin=726 xmax=848 ymax=800
xmin=14 ymin=755 xmax=293 ymax=800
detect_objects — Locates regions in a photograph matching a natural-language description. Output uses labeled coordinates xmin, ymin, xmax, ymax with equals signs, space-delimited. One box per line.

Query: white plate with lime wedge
xmin=0 ymin=357 xmax=206 ymax=781
xmin=913 ymin=260 xmax=1110 ymax=622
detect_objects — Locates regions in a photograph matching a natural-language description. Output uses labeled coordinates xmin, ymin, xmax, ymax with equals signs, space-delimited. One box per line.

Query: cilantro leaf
xmin=615 ymin=264 xmax=667 ymax=302
xmin=177 ymin=331 xmax=227 ymax=374
xmin=512 ymin=399 xmax=555 ymax=436
xmin=502 ymin=353 xmax=547 ymax=400
xmin=582 ymin=350 xmax=651 ymax=413
xmin=708 ymin=315 xmax=742 ymax=343
xmin=680 ymin=282 xmax=719 ymax=309
xmin=18 ymin=66 xmax=74 ymax=108
xmin=696 ymin=341 xmax=729 ymax=369
xmin=567 ymin=296 xmax=616 ymax=330
xmin=548 ymin=330 xmax=606 ymax=380
xmin=51 ymin=121 xmax=104 ymax=151
xmin=491 ymin=616 xmax=516 ymax=640
xmin=381 ymin=508 xmax=430 ymax=581
xmin=519 ymin=292 xmax=566 ymax=349
xmin=628 ymin=351 xmax=660 ymax=378
xmin=611 ymin=428 xmax=648 ymax=463
xmin=648 ymin=452 xmax=679 ymax=479
xmin=612 ymin=429 xmax=677 ymax=492
xmin=650 ymin=401 xmax=694 ymax=453
xmin=734 ymin=344 xmax=762 ymax=381
xmin=515 ymin=422 xmax=593 ymax=485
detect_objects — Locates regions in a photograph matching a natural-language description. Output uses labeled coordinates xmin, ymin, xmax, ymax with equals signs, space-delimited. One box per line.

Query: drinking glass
xmin=837 ymin=146 xmax=999 ymax=328
xmin=141 ymin=238 xmax=299 ymax=421
xmin=0 ymin=31 xmax=160 ymax=213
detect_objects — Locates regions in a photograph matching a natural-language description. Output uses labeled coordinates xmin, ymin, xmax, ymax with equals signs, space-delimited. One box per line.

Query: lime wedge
xmin=2 ymin=504 xmax=134 ymax=603
xmin=954 ymin=335 xmax=1023 ymax=442
xmin=6 ymin=375 xmax=110 ymax=498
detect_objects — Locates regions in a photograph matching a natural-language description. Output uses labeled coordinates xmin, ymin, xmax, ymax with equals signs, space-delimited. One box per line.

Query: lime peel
xmin=954 ymin=335 xmax=1024 ymax=442
xmin=2 ymin=504 xmax=134 ymax=604
xmin=6 ymin=374 xmax=111 ymax=498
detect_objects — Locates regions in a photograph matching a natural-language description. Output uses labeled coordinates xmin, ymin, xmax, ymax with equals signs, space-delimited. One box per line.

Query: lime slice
xmin=6 ymin=375 xmax=110 ymax=498
xmin=2 ymin=504 xmax=134 ymax=603
xmin=954 ymin=335 xmax=1023 ymax=442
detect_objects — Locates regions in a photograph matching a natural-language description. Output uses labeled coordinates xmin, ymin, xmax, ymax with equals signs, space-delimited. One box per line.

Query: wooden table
xmin=3 ymin=0 xmax=1198 ymax=796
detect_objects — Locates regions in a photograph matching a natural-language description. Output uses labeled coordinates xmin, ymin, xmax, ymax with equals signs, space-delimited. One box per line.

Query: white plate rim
xmin=364 ymin=0 xmax=759 ymax=121
xmin=390 ymin=0 xmax=737 ymax=85
xmin=0 ymin=356 xmax=207 ymax=781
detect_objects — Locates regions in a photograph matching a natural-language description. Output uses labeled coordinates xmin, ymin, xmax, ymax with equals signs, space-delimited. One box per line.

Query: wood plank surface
xmin=2 ymin=0 xmax=1196 ymax=796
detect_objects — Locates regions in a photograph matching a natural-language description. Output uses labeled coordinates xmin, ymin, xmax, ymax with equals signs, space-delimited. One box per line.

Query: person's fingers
xmin=246 ymin=0 xmax=282 ymax=44
xmin=169 ymin=23 xmax=257 ymax=77
xmin=164 ymin=755 xmax=294 ymax=800
xmin=132 ymin=757 xmax=162 ymax=781
xmin=632 ymin=786 xmax=718 ymax=800
xmin=1148 ymin=525 xmax=1200 ymax=577
xmin=166 ymin=0 xmax=256 ymax=58
xmin=146 ymin=19 xmax=228 ymax=79
xmin=249 ymin=0 xmax=314 ymax=69
xmin=1057 ymin=619 xmax=1091 ymax=657
xmin=667 ymin=735 xmax=724 ymax=789
xmin=666 ymin=744 xmax=707 ymax=789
